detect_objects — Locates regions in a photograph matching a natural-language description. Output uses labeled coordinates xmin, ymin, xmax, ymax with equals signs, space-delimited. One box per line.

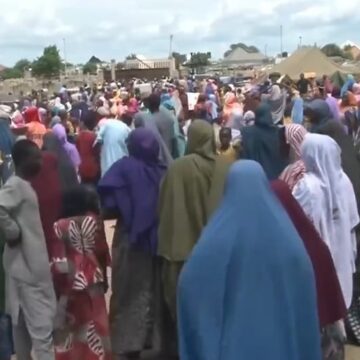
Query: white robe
xmin=293 ymin=133 xmax=359 ymax=308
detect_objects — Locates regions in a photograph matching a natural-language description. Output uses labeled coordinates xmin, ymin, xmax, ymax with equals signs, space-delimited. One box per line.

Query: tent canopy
xmin=269 ymin=47 xmax=352 ymax=79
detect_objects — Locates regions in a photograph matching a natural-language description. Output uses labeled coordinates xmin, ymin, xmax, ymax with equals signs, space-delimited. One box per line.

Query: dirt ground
xmin=12 ymin=221 xmax=360 ymax=359
xmin=103 ymin=222 xmax=360 ymax=360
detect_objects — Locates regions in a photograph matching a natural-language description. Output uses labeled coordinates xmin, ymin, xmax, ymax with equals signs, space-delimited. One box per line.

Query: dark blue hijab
xmin=98 ymin=128 xmax=166 ymax=254
xmin=241 ymin=104 xmax=287 ymax=179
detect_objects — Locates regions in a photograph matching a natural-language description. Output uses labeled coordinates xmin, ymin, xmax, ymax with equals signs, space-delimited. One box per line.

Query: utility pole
xmin=299 ymin=36 xmax=302 ymax=48
xmin=169 ymin=34 xmax=174 ymax=59
xmin=280 ymin=25 xmax=283 ymax=57
xmin=63 ymin=38 xmax=67 ymax=77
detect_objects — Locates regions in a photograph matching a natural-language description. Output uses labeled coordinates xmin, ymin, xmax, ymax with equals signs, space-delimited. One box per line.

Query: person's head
xmin=186 ymin=120 xmax=216 ymax=157
xmin=121 ymin=112 xmax=133 ymax=127
xmin=147 ymin=94 xmax=161 ymax=113
xmin=61 ymin=185 xmax=100 ymax=218
xmin=254 ymin=103 xmax=273 ymax=127
xmin=127 ymin=128 xmax=160 ymax=163
xmin=58 ymin=109 xmax=68 ymax=125
xmin=300 ymin=73 xmax=305 ymax=80
xmin=12 ymin=139 xmax=42 ymax=178
xmin=23 ymin=106 xmax=41 ymax=124
xmin=83 ymin=110 xmax=97 ymax=131
xmin=304 ymin=99 xmax=332 ymax=128
xmin=52 ymin=123 xmax=67 ymax=144
xmin=250 ymin=91 xmax=262 ymax=109
xmin=197 ymin=94 xmax=207 ymax=104
xmin=285 ymin=124 xmax=308 ymax=162
xmin=219 ymin=127 xmax=232 ymax=150
xmin=301 ymin=133 xmax=341 ymax=175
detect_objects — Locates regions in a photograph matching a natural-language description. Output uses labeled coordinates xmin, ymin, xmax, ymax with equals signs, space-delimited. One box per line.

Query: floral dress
xmin=52 ymin=214 xmax=111 ymax=360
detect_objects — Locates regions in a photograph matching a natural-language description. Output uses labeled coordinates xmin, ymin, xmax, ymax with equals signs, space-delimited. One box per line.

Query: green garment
xmin=158 ymin=119 xmax=230 ymax=262
xmin=158 ymin=120 xmax=230 ymax=326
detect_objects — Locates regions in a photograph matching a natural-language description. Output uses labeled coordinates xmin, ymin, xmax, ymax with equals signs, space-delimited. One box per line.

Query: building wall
xmin=103 ymin=67 xmax=175 ymax=82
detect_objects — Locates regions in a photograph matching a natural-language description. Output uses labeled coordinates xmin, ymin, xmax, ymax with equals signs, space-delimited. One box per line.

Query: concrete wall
xmin=0 ymin=71 xmax=105 ymax=98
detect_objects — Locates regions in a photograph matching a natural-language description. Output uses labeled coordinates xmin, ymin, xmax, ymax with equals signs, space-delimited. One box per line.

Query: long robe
xmin=158 ymin=120 xmax=230 ymax=324
xmin=178 ymin=160 xmax=321 ymax=360
xmin=0 ymin=176 xmax=56 ymax=360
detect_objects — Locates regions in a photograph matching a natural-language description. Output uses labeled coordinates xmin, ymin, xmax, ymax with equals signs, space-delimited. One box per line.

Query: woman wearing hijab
xmin=52 ymin=123 xmax=81 ymax=173
xmin=23 ymin=106 xmax=47 ymax=148
xmin=310 ymin=104 xmax=360 ymax=345
xmin=271 ymin=180 xmax=347 ymax=358
xmin=326 ymin=92 xmax=341 ymax=122
xmin=341 ymin=74 xmax=355 ymax=97
xmin=29 ymin=152 xmax=63 ymax=260
xmin=293 ymin=134 xmax=359 ymax=351
xmin=306 ymin=99 xmax=360 ymax=208
xmin=95 ymin=118 xmax=131 ymax=177
xmin=42 ymin=132 xmax=79 ymax=192
xmin=134 ymin=107 xmax=173 ymax=167
xmin=160 ymin=97 xmax=186 ymax=159
xmin=291 ymin=91 xmax=304 ymax=124
xmin=339 ymin=91 xmax=358 ymax=135
xmin=178 ymin=160 xmax=321 ymax=360
xmin=222 ymin=92 xmax=243 ymax=127
xmin=158 ymin=120 xmax=230 ymax=352
xmin=241 ymin=103 xmax=287 ymax=180
xmin=98 ymin=129 xmax=166 ymax=360
xmin=262 ymin=84 xmax=287 ymax=124
xmin=279 ymin=124 xmax=307 ymax=191
xmin=76 ymin=111 xmax=101 ymax=185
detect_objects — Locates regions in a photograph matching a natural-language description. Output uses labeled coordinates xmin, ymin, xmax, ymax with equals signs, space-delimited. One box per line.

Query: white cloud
xmin=0 ymin=0 xmax=357 ymax=65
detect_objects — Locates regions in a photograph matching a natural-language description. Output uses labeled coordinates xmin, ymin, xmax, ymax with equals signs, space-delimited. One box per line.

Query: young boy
xmin=0 ymin=139 xmax=56 ymax=360
xmin=217 ymin=127 xmax=238 ymax=162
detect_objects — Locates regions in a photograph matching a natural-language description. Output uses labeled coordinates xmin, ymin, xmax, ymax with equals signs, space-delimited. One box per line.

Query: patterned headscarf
xmin=279 ymin=124 xmax=308 ymax=191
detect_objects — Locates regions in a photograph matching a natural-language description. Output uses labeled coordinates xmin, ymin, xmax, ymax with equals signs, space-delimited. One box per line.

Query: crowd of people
xmin=0 ymin=73 xmax=359 ymax=360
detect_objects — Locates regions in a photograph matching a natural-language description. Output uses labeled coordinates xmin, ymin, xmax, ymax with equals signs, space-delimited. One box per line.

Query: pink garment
xmin=223 ymin=92 xmax=242 ymax=125
xmin=279 ymin=124 xmax=308 ymax=191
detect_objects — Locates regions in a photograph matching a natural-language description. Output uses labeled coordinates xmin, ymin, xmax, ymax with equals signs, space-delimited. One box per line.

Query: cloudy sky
xmin=0 ymin=0 xmax=358 ymax=66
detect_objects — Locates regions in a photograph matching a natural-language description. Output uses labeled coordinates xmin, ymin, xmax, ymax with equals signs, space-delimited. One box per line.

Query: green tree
xmin=321 ymin=43 xmax=343 ymax=57
xmin=88 ymin=56 xmax=102 ymax=64
xmin=14 ymin=59 xmax=31 ymax=71
xmin=32 ymin=45 xmax=62 ymax=78
xmin=1 ymin=68 xmax=23 ymax=80
xmin=126 ymin=54 xmax=137 ymax=60
xmin=224 ymin=43 xmax=260 ymax=57
xmin=172 ymin=52 xmax=187 ymax=69
xmin=189 ymin=52 xmax=211 ymax=67
xmin=83 ymin=62 xmax=98 ymax=75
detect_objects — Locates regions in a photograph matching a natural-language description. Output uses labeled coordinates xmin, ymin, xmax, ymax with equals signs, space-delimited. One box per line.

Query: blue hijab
xmin=178 ymin=160 xmax=321 ymax=360
xmin=0 ymin=118 xmax=14 ymax=155
xmin=291 ymin=97 xmax=304 ymax=124
xmin=0 ymin=118 xmax=15 ymax=184
xmin=241 ymin=104 xmax=287 ymax=179
xmin=340 ymin=74 xmax=355 ymax=97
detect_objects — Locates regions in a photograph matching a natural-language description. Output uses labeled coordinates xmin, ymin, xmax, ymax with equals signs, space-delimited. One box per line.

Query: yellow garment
xmin=217 ymin=146 xmax=237 ymax=163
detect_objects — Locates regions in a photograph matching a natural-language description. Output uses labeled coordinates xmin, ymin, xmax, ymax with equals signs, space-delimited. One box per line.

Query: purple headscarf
xmin=325 ymin=95 xmax=341 ymax=122
xmin=98 ymin=128 xmax=166 ymax=254
xmin=52 ymin=124 xmax=81 ymax=169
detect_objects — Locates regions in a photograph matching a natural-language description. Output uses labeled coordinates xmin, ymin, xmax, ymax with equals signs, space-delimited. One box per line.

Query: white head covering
xmin=294 ymin=133 xmax=359 ymax=308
